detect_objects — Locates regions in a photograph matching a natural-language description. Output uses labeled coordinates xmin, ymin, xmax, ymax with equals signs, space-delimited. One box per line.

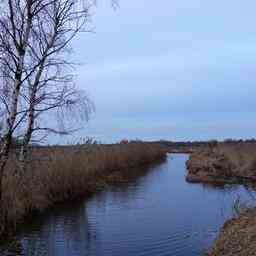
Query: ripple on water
xmin=1 ymin=154 xmax=255 ymax=256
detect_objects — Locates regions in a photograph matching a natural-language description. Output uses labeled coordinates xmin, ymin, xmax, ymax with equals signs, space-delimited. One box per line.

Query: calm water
xmin=1 ymin=154 xmax=255 ymax=256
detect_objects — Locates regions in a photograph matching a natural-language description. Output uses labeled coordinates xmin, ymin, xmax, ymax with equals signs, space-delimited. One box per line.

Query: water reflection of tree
xmin=1 ymin=162 xmax=165 ymax=256
xmin=90 ymin=164 xmax=162 ymax=213
xmin=2 ymin=201 xmax=95 ymax=256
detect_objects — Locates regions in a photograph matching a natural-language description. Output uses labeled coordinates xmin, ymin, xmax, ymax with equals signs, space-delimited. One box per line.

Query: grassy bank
xmin=208 ymin=208 xmax=256 ymax=256
xmin=185 ymin=142 xmax=256 ymax=255
xmin=186 ymin=142 xmax=256 ymax=184
xmin=0 ymin=142 xmax=166 ymax=236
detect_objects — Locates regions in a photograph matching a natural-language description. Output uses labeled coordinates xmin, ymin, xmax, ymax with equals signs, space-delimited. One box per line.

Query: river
xmin=1 ymin=154 xmax=255 ymax=256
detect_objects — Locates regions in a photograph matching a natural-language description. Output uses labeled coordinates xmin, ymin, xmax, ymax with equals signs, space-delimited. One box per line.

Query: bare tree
xmin=0 ymin=1 xmax=36 ymax=207
xmin=0 ymin=0 xmax=95 ymax=208
xmin=17 ymin=0 xmax=94 ymax=172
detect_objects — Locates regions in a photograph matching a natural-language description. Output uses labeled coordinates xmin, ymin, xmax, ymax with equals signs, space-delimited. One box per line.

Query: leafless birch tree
xmin=17 ymin=0 xmax=94 ymax=172
xmin=0 ymin=0 xmax=96 ymax=204
xmin=0 ymin=0 xmax=35 ymax=203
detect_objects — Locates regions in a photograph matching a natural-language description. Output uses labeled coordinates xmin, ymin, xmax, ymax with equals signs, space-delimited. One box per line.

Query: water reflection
xmin=1 ymin=154 xmax=255 ymax=256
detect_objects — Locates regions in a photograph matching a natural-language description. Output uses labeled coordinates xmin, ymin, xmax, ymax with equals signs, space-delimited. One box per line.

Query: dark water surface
xmin=1 ymin=154 xmax=255 ymax=256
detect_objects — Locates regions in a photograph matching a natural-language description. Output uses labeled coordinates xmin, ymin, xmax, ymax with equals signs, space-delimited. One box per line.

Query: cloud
xmin=64 ymin=0 xmax=256 ymax=142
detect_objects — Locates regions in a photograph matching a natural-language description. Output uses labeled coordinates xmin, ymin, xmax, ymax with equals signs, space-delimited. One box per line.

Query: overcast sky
xmin=56 ymin=0 xmax=256 ymax=143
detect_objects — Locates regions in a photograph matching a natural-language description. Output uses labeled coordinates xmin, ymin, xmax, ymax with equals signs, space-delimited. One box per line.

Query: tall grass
xmin=0 ymin=142 xmax=166 ymax=235
xmin=213 ymin=142 xmax=256 ymax=176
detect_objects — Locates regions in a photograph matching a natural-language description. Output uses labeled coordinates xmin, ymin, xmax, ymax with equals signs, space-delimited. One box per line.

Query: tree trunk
xmin=19 ymin=55 xmax=47 ymax=172
xmin=19 ymin=109 xmax=34 ymax=174
xmin=0 ymin=65 xmax=23 ymax=201
xmin=0 ymin=4 xmax=32 ymax=215
xmin=19 ymin=67 xmax=44 ymax=172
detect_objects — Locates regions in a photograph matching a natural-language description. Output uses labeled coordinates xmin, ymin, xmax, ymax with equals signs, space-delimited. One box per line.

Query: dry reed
xmin=0 ymin=142 xmax=166 ymax=236
xmin=213 ymin=142 xmax=256 ymax=176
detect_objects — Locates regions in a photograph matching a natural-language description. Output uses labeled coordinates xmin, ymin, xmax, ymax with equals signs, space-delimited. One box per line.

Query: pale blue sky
xmin=57 ymin=0 xmax=256 ymax=143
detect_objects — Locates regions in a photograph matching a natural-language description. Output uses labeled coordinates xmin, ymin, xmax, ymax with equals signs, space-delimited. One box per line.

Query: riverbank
xmin=186 ymin=142 xmax=256 ymax=184
xmin=208 ymin=208 xmax=256 ymax=256
xmin=186 ymin=142 xmax=256 ymax=255
xmin=0 ymin=142 xmax=166 ymax=238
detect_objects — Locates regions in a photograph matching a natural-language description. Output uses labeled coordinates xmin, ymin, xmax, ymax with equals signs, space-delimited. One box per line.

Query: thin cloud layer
xmin=66 ymin=0 xmax=256 ymax=142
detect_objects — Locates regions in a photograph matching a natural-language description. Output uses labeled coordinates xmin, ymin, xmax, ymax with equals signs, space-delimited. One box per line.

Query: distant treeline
xmin=3 ymin=138 xmax=256 ymax=150
xmin=152 ymin=139 xmax=256 ymax=148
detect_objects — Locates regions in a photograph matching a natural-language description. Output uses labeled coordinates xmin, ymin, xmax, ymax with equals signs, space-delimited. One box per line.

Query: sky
xmin=56 ymin=0 xmax=256 ymax=143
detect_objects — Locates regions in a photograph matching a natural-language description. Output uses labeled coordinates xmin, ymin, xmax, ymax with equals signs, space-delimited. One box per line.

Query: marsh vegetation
xmin=0 ymin=142 xmax=166 ymax=236
xmin=186 ymin=141 xmax=256 ymax=184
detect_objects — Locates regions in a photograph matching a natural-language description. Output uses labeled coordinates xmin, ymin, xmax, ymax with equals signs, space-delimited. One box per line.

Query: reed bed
xmin=208 ymin=208 xmax=256 ymax=256
xmin=0 ymin=142 xmax=166 ymax=236
xmin=187 ymin=142 xmax=256 ymax=183
xmin=187 ymin=142 xmax=256 ymax=255
xmin=214 ymin=142 xmax=256 ymax=175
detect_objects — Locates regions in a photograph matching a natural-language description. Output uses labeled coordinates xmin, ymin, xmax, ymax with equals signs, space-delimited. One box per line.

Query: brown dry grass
xmin=191 ymin=142 xmax=256 ymax=255
xmin=208 ymin=208 xmax=256 ymax=256
xmin=214 ymin=142 xmax=256 ymax=176
xmin=187 ymin=142 xmax=256 ymax=183
xmin=0 ymin=142 xmax=166 ymax=235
